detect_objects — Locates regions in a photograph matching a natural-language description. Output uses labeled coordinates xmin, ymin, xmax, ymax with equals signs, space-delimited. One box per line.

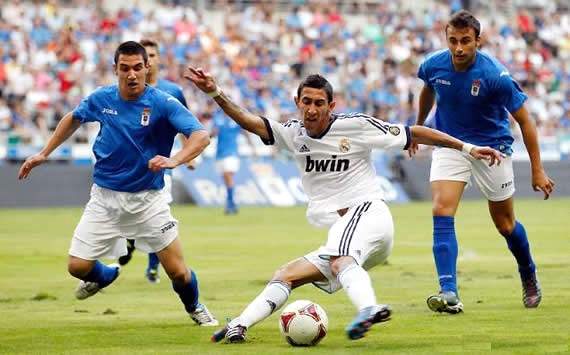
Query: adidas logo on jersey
xmin=305 ymin=155 xmax=349 ymax=173
xmin=299 ymin=144 xmax=310 ymax=153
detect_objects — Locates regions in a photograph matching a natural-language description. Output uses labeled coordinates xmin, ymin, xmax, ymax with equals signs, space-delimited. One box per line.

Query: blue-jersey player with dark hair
xmin=18 ymin=41 xmax=218 ymax=326
xmin=410 ymin=10 xmax=555 ymax=313
xmin=117 ymin=39 xmax=193 ymax=284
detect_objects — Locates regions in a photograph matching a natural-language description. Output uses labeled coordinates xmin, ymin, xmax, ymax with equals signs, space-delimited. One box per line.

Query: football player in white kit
xmin=185 ymin=68 xmax=501 ymax=342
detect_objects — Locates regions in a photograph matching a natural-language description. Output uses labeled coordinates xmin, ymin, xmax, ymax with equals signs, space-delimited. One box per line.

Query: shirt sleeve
xmin=493 ymin=73 xmax=528 ymax=114
xmin=164 ymin=96 xmax=204 ymax=136
xmin=360 ymin=116 xmax=411 ymax=150
xmin=72 ymin=94 xmax=96 ymax=123
xmin=259 ymin=117 xmax=298 ymax=152
xmin=417 ymin=61 xmax=433 ymax=89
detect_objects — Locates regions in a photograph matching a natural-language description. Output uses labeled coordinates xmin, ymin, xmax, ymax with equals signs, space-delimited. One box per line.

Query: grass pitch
xmin=0 ymin=198 xmax=569 ymax=354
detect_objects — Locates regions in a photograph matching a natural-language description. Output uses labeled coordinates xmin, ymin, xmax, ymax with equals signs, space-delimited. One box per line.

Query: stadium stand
xmin=0 ymin=0 xmax=569 ymax=162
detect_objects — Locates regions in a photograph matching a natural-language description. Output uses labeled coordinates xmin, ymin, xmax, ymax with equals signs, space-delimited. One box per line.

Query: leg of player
xmin=331 ymin=256 xmax=391 ymax=340
xmin=157 ymin=238 xmax=218 ymax=326
xmin=488 ymin=197 xmax=541 ymax=308
xmin=69 ymin=256 xmax=121 ymax=300
xmin=117 ymin=239 xmax=135 ymax=266
xmin=145 ymin=253 xmax=160 ymax=284
xmin=211 ymin=257 xmax=325 ymax=343
xmin=223 ymin=170 xmax=237 ymax=215
xmin=427 ymin=180 xmax=466 ymax=314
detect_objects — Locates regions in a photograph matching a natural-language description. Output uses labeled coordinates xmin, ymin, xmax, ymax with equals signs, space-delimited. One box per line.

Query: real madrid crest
xmin=471 ymin=79 xmax=481 ymax=96
xmin=141 ymin=108 xmax=151 ymax=126
xmin=389 ymin=126 xmax=400 ymax=136
xmin=339 ymin=138 xmax=351 ymax=153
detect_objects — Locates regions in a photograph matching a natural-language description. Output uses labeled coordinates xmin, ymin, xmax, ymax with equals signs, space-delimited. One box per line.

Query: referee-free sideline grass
xmin=1 ymin=198 xmax=569 ymax=354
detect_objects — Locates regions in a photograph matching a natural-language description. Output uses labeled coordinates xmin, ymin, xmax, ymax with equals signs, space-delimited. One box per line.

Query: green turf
xmin=0 ymin=198 xmax=569 ymax=354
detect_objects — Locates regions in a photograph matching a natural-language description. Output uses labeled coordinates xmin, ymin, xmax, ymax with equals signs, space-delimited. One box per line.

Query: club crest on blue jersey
xmin=141 ymin=108 xmax=151 ymax=126
xmin=471 ymin=79 xmax=481 ymax=96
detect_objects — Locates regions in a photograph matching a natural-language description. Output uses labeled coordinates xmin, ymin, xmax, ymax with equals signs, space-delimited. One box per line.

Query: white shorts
xmin=69 ymin=185 xmax=178 ymax=260
xmin=164 ymin=174 xmax=173 ymax=204
xmin=215 ymin=156 xmax=240 ymax=174
xmin=304 ymin=200 xmax=394 ymax=293
xmin=430 ymin=147 xmax=515 ymax=202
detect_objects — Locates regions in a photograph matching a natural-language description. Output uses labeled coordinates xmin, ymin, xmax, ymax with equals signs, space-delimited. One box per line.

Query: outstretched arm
xmin=18 ymin=112 xmax=80 ymax=179
xmin=184 ymin=67 xmax=270 ymax=140
xmin=410 ymin=125 xmax=502 ymax=166
xmin=511 ymin=105 xmax=555 ymax=199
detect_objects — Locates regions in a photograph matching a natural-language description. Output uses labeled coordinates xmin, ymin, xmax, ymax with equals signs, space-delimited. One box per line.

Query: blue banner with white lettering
xmin=175 ymin=155 xmax=409 ymax=206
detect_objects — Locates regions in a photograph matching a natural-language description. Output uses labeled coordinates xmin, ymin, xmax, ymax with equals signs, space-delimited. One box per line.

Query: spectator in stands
xmin=0 ymin=0 xmax=568 ymax=150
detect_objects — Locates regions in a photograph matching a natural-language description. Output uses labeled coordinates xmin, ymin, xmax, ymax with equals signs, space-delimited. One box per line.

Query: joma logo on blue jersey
xmin=102 ymin=108 xmax=118 ymax=115
xmin=305 ymin=155 xmax=349 ymax=172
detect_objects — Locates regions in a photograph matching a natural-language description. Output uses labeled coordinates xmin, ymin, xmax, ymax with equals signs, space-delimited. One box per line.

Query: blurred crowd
xmin=1 ymin=0 xmax=569 ymax=148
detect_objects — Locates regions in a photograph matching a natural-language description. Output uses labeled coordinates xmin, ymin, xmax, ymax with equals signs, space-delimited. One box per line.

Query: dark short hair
xmin=114 ymin=41 xmax=148 ymax=65
xmin=446 ymin=10 xmax=481 ymax=38
xmin=296 ymin=74 xmax=334 ymax=103
xmin=140 ymin=38 xmax=159 ymax=51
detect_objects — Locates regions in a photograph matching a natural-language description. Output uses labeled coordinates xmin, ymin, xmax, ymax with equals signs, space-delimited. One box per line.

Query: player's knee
xmin=271 ymin=267 xmax=289 ymax=282
xmin=166 ymin=267 xmax=190 ymax=284
xmin=432 ymin=203 xmax=454 ymax=216
xmin=496 ymin=220 xmax=515 ymax=237
xmin=271 ymin=267 xmax=294 ymax=287
xmin=330 ymin=256 xmax=355 ymax=277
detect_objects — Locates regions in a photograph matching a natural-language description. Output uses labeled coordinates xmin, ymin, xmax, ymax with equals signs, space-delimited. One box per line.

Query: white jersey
xmin=262 ymin=113 xmax=410 ymax=227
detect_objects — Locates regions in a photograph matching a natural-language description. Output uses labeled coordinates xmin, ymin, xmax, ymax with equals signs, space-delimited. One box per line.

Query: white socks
xmin=230 ymin=280 xmax=291 ymax=329
xmin=338 ymin=263 xmax=377 ymax=311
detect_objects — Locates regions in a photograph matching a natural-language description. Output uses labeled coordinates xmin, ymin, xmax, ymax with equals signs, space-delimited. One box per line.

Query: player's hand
xmin=148 ymin=155 xmax=179 ymax=172
xmin=18 ymin=153 xmax=48 ymax=180
xmin=469 ymin=146 xmax=502 ymax=167
xmin=407 ymin=142 xmax=419 ymax=158
xmin=184 ymin=67 xmax=217 ymax=94
xmin=531 ymin=169 xmax=555 ymax=200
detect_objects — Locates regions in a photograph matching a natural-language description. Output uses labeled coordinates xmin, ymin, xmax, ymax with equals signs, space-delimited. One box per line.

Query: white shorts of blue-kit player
xmin=69 ymin=184 xmax=178 ymax=260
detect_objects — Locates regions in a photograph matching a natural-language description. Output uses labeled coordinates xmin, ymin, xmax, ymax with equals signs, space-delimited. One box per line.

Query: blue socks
xmin=432 ymin=217 xmax=535 ymax=293
xmin=83 ymin=261 xmax=119 ymax=288
xmin=172 ymin=270 xmax=200 ymax=313
xmin=503 ymin=221 xmax=536 ymax=279
xmin=433 ymin=216 xmax=458 ymax=294
xmin=227 ymin=187 xmax=235 ymax=208
xmin=147 ymin=253 xmax=160 ymax=271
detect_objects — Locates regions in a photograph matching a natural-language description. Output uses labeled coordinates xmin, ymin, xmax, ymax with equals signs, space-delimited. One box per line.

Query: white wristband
xmin=207 ymin=88 xmax=221 ymax=98
xmin=462 ymin=143 xmax=475 ymax=154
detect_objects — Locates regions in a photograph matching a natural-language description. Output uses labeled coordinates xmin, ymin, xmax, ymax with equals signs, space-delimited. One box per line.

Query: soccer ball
xmin=278 ymin=300 xmax=328 ymax=346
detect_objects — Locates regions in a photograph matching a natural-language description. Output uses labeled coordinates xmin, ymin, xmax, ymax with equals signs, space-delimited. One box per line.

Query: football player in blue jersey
xmin=212 ymin=110 xmax=254 ymax=215
xmin=18 ymin=41 xmax=218 ymax=326
xmin=411 ymin=10 xmax=555 ymax=313
xmin=117 ymin=38 xmax=194 ymax=284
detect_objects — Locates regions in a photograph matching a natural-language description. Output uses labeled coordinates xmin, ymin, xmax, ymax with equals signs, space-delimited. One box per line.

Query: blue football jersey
xmin=73 ymin=85 xmax=204 ymax=192
xmin=213 ymin=111 xmax=241 ymax=159
xmin=155 ymin=79 xmax=187 ymax=177
xmin=156 ymin=79 xmax=188 ymax=108
xmin=418 ymin=49 xmax=527 ymax=153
